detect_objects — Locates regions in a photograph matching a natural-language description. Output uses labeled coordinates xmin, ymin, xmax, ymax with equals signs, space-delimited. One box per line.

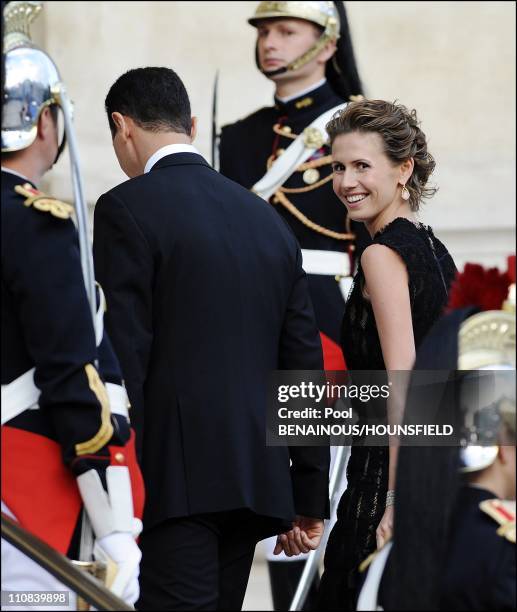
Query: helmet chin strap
xmin=259 ymin=33 xmax=334 ymax=78
xmin=261 ymin=65 xmax=288 ymax=78
xmin=53 ymin=131 xmax=67 ymax=165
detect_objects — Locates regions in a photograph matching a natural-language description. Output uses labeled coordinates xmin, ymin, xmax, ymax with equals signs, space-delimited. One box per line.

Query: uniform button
xmin=276 ymin=148 xmax=285 ymax=157
xmin=282 ymin=126 xmax=292 ymax=134
xmin=114 ymin=452 xmax=125 ymax=464
xmin=303 ymin=168 xmax=320 ymax=184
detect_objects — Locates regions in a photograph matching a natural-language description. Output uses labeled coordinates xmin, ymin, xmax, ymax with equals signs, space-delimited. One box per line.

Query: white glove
xmin=94 ymin=531 xmax=142 ymax=606
xmin=77 ymin=467 xmax=143 ymax=607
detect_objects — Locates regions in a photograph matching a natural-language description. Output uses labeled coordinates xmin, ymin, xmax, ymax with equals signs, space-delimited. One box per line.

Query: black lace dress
xmin=318 ymin=218 xmax=457 ymax=610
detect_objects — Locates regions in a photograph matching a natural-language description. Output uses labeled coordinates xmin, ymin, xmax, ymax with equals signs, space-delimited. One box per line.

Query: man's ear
xmin=36 ymin=106 xmax=53 ymax=141
xmin=190 ymin=116 xmax=198 ymax=143
xmin=498 ymin=443 xmax=514 ymax=466
xmin=111 ymin=112 xmax=129 ymax=140
xmin=317 ymin=39 xmax=338 ymax=65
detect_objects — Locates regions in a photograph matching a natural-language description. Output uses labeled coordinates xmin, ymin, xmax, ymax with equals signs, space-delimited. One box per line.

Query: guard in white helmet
xmin=1 ymin=2 xmax=144 ymax=609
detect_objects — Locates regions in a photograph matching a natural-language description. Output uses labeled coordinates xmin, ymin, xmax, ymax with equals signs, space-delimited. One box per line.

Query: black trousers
xmin=137 ymin=509 xmax=281 ymax=611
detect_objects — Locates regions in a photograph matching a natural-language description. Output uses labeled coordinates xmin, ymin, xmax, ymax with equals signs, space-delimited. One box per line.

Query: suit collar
xmin=150 ymin=152 xmax=211 ymax=172
xmin=144 ymin=143 xmax=201 ymax=173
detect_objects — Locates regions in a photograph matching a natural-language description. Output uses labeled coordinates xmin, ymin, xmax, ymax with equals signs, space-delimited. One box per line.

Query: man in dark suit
xmin=93 ymin=67 xmax=330 ymax=610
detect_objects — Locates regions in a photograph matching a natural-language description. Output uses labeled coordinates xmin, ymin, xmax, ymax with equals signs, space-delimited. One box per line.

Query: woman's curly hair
xmin=326 ymin=99 xmax=437 ymax=212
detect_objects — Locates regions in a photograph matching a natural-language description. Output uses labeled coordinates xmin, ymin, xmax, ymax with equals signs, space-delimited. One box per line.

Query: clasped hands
xmin=273 ymin=515 xmax=324 ymax=557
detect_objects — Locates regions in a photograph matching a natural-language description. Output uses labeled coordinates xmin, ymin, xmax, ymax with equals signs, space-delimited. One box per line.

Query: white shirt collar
xmin=1 ymin=166 xmax=33 ymax=184
xmin=144 ymin=144 xmax=201 ymax=174
xmin=276 ymin=78 xmax=327 ymax=104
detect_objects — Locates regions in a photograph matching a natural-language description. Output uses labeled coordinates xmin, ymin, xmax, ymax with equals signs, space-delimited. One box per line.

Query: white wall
xmin=36 ymin=1 xmax=515 ymax=270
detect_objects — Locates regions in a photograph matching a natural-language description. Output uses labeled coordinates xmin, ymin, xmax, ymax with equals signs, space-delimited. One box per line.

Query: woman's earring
xmin=401 ymin=184 xmax=410 ymax=201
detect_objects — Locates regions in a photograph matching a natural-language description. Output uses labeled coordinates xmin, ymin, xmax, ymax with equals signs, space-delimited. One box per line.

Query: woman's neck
xmin=365 ymin=201 xmax=416 ymax=238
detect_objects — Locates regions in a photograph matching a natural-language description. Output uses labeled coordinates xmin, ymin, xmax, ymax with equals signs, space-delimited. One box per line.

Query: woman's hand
xmin=376 ymin=504 xmax=394 ymax=549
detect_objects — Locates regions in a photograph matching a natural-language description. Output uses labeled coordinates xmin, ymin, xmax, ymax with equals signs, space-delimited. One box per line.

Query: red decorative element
xmin=446 ymin=263 xmax=511 ymax=313
xmin=320 ymin=332 xmax=347 ymax=370
xmin=22 ymin=184 xmax=41 ymax=196
xmin=493 ymin=501 xmax=514 ymax=522
xmin=271 ymin=115 xmax=288 ymax=157
xmin=1 ymin=427 xmax=82 ymax=554
xmin=2 ymin=426 xmax=146 ymax=554
xmin=109 ymin=429 xmax=145 ymax=520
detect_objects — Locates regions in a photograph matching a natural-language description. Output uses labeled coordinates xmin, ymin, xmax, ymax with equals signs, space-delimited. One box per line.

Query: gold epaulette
xmin=480 ymin=499 xmax=516 ymax=543
xmin=15 ymin=183 xmax=74 ymax=220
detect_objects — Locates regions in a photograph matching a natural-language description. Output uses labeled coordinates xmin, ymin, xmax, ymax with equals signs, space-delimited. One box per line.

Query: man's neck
xmin=138 ymin=133 xmax=192 ymax=170
xmin=468 ymin=470 xmax=505 ymax=500
xmin=274 ymin=74 xmax=326 ymax=101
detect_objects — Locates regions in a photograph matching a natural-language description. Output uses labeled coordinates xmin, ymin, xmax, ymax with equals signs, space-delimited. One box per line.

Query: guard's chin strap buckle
xmin=287 ymin=34 xmax=333 ymax=72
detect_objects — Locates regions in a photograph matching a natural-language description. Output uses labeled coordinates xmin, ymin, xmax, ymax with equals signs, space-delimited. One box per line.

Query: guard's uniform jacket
xmin=219 ymin=81 xmax=371 ymax=369
xmin=441 ymin=486 xmax=516 ymax=610
xmin=1 ymin=170 xmax=144 ymax=557
xmin=358 ymin=486 xmax=516 ymax=610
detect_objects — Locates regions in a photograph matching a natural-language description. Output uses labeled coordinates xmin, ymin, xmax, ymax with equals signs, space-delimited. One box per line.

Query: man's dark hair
xmin=105 ymin=67 xmax=191 ymax=137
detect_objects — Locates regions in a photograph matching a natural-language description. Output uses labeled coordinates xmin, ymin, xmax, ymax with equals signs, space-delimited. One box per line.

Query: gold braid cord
xmin=75 ymin=364 xmax=113 ymax=456
xmin=267 ymin=153 xmax=333 ymax=172
xmin=266 ymin=155 xmax=335 ymax=194
xmin=280 ymin=174 xmax=333 ymax=194
xmin=269 ymin=124 xmax=355 ymax=241
xmin=298 ymin=155 xmax=333 ymax=171
xmin=273 ymin=123 xmax=297 ymax=139
xmin=272 ymin=190 xmax=355 ymax=241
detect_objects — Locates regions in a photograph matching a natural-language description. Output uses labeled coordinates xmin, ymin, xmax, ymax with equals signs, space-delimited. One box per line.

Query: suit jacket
xmin=93 ymin=153 xmax=330 ymax=531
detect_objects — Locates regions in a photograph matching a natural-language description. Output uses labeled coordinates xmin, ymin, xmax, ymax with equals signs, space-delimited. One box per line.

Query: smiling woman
xmin=328 ymin=99 xmax=437 ymax=225
xmin=317 ymin=99 xmax=458 ymax=610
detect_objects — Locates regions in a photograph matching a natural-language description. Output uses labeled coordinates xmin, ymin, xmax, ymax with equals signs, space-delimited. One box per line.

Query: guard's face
xmin=256 ymin=18 xmax=322 ymax=79
xmin=331 ymin=131 xmax=408 ymax=227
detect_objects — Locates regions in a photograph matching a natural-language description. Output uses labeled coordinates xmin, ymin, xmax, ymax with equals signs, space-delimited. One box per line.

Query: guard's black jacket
xmin=369 ymin=486 xmax=517 ymax=611
xmin=440 ymin=486 xmax=516 ymax=610
xmin=1 ymin=170 xmax=143 ymax=555
xmin=93 ymin=152 xmax=330 ymax=533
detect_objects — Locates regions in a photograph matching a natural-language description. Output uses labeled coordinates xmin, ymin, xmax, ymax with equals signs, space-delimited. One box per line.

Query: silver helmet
xmin=2 ymin=1 xmax=62 ymax=153
xmin=458 ymin=308 xmax=516 ymax=473
xmin=2 ymin=1 xmax=96 ymax=322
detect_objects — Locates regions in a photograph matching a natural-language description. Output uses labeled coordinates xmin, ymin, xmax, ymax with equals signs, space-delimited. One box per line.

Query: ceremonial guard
xmin=1 ymin=2 xmax=144 ymax=608
xmin=219 ymin=1 xmax=367 ymax=607
xmin=356 ymin=263 xmax=516 ymax=611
